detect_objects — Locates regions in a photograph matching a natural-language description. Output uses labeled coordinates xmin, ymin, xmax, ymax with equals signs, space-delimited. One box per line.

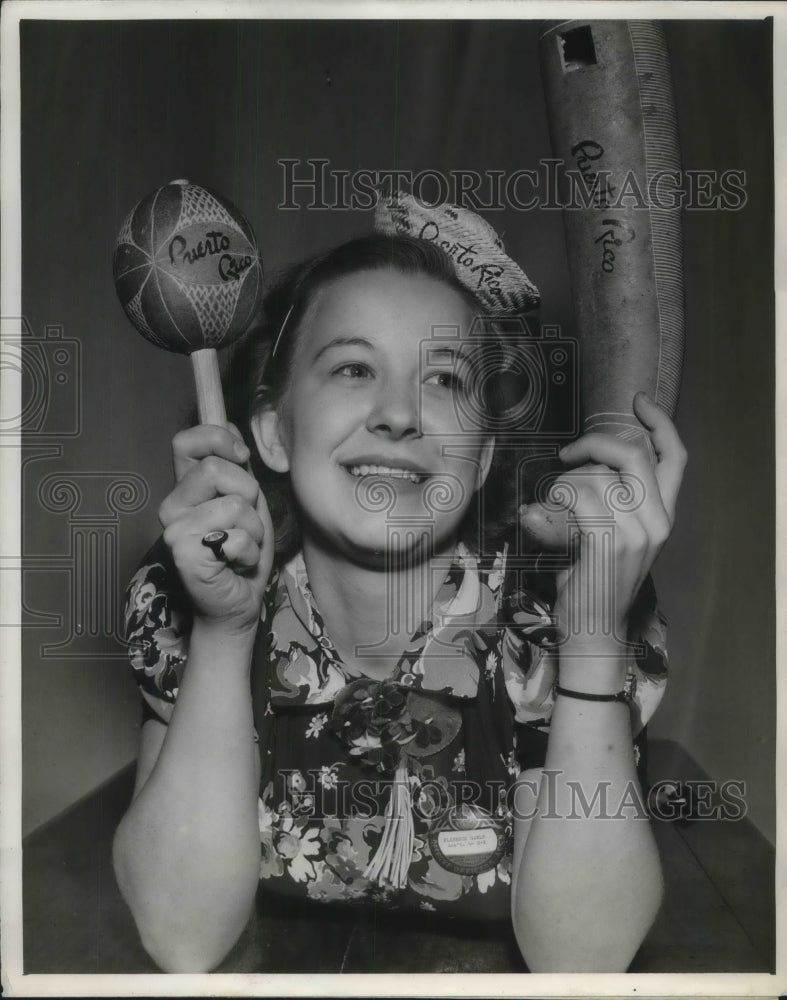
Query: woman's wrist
xmin=556 ymin=635 xmax=630 ymax=695
xmin=190 ymin=615 xmax=259 ymax=660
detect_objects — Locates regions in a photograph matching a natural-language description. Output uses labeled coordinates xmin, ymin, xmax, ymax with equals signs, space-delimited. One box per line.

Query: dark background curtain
xmin=19 ymin=18 xmax=774 ymax=844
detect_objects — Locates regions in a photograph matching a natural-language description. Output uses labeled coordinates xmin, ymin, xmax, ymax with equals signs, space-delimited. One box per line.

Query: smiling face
xmin=251 ymin=268 xmax=495 ymax=566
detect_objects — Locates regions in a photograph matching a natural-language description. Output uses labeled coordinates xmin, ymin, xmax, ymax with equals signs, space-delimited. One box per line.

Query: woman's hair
xmin=224 ymin=233 xmax=532 ymax=563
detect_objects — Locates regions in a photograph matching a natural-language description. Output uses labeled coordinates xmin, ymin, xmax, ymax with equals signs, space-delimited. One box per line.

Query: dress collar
xmin=267 ymin=544 xmax=502 ymax=707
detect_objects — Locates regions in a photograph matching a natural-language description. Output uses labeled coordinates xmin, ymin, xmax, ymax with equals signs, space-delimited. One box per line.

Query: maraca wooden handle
xmin=191 ymin=349 xmax=227 ymax=426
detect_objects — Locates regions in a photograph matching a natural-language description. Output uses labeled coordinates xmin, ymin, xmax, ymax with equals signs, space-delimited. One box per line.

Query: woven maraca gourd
xmin=113 ymin=179 xmax=262 ymax=355
xmin=113 ymin=179 xmax=263 ymax=425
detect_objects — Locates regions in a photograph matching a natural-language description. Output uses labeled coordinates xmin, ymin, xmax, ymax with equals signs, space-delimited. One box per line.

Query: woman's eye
xmin=426 ymin=370 xmax=465 ymax=391
xmin=333 ymin=362 xmax=372 ymax=380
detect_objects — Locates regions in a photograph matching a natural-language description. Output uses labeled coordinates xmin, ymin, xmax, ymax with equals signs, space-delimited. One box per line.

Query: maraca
xmin=112 ymin=179 xmax=263 ymax=425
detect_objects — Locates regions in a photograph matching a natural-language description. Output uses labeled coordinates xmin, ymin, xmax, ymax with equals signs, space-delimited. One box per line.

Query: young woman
xmin=113 ymin=211 xmax=685 ymax=973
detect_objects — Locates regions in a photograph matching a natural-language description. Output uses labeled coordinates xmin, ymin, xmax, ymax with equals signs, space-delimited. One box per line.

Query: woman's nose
xmin=366 ymin=381 xmax=421 ymax=440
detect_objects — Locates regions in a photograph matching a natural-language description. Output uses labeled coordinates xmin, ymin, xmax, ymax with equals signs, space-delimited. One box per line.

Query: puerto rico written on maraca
xmin=167 ymin=229 xmax=254 ymax=282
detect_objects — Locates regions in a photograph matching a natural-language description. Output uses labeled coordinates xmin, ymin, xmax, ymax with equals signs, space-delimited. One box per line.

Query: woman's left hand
xmin=549 ymin=392 xmax=687 ymax=650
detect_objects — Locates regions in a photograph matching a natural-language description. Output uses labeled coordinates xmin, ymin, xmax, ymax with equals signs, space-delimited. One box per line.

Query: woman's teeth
xmin=348 ymin=464 xmax=425 ymax=484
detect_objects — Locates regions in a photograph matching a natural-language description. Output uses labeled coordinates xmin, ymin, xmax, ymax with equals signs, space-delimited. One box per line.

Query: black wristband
xmin=555 ymin=685 xmax=630 ymax=704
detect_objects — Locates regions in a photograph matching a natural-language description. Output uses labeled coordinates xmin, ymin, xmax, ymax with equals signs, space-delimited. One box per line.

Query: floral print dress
xmin=124 ymin=536 xmax=668 ymax=921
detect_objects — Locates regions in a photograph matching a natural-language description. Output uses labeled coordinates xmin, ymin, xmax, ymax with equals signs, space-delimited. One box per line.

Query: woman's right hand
xmin=158 ymin=424 xmax=274 ymax=635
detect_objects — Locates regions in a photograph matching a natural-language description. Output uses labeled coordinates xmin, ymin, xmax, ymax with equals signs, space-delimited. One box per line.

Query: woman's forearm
xmin=511 ymin=643 xmax=663 ymax=972
xmin=112 ymin=622 xmax=261 ymax=972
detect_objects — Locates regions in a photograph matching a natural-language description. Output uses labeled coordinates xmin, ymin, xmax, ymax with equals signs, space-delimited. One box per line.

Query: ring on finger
xmin=201 ymin=529 xmax=229 ymax=561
